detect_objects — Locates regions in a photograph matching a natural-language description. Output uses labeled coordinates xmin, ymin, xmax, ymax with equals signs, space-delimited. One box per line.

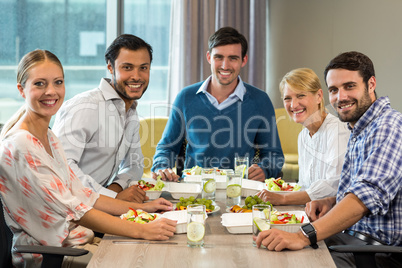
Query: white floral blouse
xmin=0 ymin=129 xmax=100 ymax=267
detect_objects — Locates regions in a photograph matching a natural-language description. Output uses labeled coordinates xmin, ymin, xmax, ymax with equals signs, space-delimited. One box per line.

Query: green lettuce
xmin=149 ymin=178 xmax=165 ymax=191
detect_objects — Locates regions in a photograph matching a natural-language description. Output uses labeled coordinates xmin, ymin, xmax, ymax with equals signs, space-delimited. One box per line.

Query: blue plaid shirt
xmin=337 ymin=96 xmax=402 ymax=246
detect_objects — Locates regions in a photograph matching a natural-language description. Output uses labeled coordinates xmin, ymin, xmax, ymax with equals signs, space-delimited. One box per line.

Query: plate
xmin=173 ymin=203 xmax=220 ymax=215
xmin=225 ymin=206 xmax=277 ymax=213
xmin=225 ymin=206 xmax=250 ymax=213
xmin=208 ymin=205 xmax=220 ymax=215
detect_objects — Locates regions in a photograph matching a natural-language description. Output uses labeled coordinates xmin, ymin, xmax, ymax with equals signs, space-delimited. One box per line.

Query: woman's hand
xmin=139 ymin=218 xmax=177 ymax=240
xmin=141 ymin=198 xmax=173 ymax=212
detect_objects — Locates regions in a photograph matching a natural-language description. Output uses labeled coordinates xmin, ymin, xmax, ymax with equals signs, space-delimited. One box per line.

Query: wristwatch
xmin=300 ymin=223 xmax=319 ymax=249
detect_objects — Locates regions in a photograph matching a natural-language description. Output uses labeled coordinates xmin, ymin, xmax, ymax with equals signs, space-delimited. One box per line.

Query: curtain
xmin=167 ymin=0 xmax=267 ymax=104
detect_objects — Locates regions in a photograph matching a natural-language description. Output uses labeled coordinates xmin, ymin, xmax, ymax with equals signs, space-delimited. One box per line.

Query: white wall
xmin=267 ymin=0 xmax=402 ymax=112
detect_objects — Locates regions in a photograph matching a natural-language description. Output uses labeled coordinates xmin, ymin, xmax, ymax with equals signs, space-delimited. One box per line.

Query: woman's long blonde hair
xmin=279 ymin=68 xmax=325 ymax=115
xmin=0 ymin=49 xmax=63 ymax=139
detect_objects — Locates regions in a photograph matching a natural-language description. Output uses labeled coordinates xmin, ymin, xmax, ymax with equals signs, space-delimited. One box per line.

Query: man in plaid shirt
xmin=255 ymin=51 xmax=401 ymax=267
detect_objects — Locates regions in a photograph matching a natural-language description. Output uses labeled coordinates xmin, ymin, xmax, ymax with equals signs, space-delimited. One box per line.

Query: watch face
xmin=301 ymin=223 xmax=318 ymax=249
xmin=302 ymin=224 xmax=315 ymax=233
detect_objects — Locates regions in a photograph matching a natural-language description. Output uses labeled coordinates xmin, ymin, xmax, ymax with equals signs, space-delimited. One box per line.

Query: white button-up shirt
xmin=53 ymin=78 xmax=144 ymax=197
xmin=298 ymin=113 xmax=350 ymax=200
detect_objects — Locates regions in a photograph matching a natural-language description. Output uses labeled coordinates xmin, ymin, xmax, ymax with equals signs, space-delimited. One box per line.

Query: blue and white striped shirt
xmin=337 ymin=96 xmax=402 ymax=246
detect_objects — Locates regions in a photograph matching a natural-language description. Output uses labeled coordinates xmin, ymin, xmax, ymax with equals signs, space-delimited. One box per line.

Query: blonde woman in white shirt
xmin=258 ymin=68 xmax=350 ymax=205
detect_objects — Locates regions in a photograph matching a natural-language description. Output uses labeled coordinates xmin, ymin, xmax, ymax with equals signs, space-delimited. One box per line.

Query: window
xmin=124 ymin=0 xmax=171 ymax=117
xmin=0 ymin=0 xmax=171 ymax=124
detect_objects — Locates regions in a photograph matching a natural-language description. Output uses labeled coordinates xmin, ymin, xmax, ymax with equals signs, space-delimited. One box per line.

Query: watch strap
xmin=301 ymin=223 xmax=318 ymax=249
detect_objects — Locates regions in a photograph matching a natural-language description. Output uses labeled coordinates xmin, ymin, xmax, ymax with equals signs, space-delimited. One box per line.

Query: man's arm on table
xmin=256 ymin=193 xmax=368 ymax=251
xmin=257 ymin=189 xmax=312 ymax=206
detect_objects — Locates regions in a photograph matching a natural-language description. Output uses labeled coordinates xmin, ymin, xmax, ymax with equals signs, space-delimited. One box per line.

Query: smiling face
xmin=282 ymin=83 xmax=323 ymax=126
xmin=108 ymin=47 xmax=151 ymax=108
xmin=206 ymin=43 xmax=247 ymax=90
xmin=18 ymin=60 xmax=65 ymax=119
xmin=326 ymin=69 xmax=376 ymax=127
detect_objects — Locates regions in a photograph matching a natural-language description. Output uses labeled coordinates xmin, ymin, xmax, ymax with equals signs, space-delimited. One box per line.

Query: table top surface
xmin=87 ymin=189 xmax=336 ymax=268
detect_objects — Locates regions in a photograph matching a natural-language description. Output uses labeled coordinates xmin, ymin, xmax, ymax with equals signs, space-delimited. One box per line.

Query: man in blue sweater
xmin=151 ymin=27 xmax=284 ymax=182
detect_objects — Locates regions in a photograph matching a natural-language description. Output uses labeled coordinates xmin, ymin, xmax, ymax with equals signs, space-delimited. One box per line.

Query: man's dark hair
xmin=105 ymin=34 xmax=153 ymax=68
xmin=324 ymin=51 xmax=375 ymax=87
xmin=208 ymin=27 xmax=248 ymax=59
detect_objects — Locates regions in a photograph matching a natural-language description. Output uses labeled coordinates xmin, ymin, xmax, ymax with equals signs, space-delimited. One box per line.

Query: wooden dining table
xmin=87 ymin=189 xmax=336 ymax=268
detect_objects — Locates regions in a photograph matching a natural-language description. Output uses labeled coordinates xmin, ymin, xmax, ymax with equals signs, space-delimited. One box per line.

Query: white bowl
xmin=241 ymin=179 xmax=265 ymax=197
xmin=145 ymin=191 xmax=163 ymax=200
xmin=270 ymin=210 xmax=309 ymax=232
xmin=167 ymin=183 xmax=201 ymax=199
xmin=129 ymin=178 xmax=165 ymax=200
xmin=221 ymin=212 xmax=252 ymax=234
xmin=160 ymin=210 xmax=187 ymax=234
xmin=221 ymin=210 xmax=308 ymax=234
xmin=267 ymin=183 xmax=301 ymax=194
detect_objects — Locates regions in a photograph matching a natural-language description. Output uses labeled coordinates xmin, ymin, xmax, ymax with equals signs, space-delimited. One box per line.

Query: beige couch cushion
xmin=275 ymin=108 xmax=303 ymax=181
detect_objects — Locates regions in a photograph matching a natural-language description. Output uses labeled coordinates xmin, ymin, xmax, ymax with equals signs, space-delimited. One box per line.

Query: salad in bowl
xmin=265 ymin=178 xmax=301 ymax=192
xmin=120 ymin=208 xmax=159 ymax=224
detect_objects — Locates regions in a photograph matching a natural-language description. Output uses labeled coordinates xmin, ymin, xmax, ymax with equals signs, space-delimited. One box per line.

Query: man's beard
xmin=113 ymin=79 xmax=147 ymax=101
xmin=335 ymin=89 xmax=372 ymax=123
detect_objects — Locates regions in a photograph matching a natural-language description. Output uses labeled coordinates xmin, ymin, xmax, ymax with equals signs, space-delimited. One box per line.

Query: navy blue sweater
xmin=152 ymin=81 xmax=284 ymax=178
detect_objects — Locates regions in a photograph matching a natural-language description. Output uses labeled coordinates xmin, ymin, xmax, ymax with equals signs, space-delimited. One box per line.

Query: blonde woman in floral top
xmin=0 ymin=50 xmax=176 ymax=267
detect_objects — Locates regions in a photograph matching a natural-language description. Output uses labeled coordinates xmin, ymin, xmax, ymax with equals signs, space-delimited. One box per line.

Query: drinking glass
xmin=252 ymin=204 xmax=271 ymax=247
xmin=226 ymin=172 xmax=242 ymax=208
xmin=187 ymin=204 xmax=206 ymax=247
xmin=234 ymin=156 xmax=249 ymax=180
xmin=201 ymin=168 xmax=216 ymax=201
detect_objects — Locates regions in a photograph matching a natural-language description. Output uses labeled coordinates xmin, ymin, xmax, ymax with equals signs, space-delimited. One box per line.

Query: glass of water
xmin=201 ymin=168 xmax=216 ymax=201
xmin=252 ymin=204 xmax=271 ymax=247
xmin=187 ymin=204 xmax=206 ymax=247
xmin=234 ymin=156 xmax=249 ymax=180
xmin=226 ymin=172 xmax=242 ymax=208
